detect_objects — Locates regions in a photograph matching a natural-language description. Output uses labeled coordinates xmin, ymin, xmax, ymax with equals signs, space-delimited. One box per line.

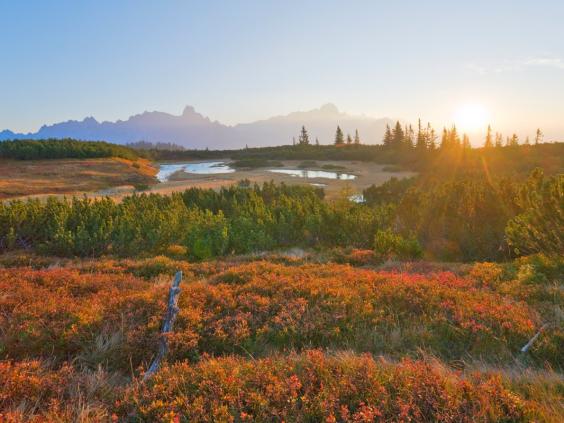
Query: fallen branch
xmin=143 ymin=271 xmax=183 ymax=381
xmin=520 ymin=323 xmax=548 ymax=353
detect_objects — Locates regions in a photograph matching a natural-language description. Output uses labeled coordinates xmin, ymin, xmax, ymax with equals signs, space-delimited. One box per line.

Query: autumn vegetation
xmin=0 ymin=137 xmax=562 ymax=421
xmin=0 ymin=252 xmax=562 ymax=421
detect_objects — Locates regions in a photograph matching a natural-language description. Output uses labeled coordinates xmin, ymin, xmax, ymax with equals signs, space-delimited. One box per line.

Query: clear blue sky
xmin=1 ymin=0 xmax=563 ymax=140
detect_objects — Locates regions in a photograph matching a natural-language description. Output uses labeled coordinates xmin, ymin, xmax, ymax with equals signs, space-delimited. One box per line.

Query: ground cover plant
xmin=0 ymin=254 xmax=562 ymax=421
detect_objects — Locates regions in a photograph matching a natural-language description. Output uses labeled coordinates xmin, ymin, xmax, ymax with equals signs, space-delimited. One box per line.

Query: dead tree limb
xmin=143 ymin=271 xmax=182 ymax=381
xmin=520 ymin=323 xmax=548 ymax=353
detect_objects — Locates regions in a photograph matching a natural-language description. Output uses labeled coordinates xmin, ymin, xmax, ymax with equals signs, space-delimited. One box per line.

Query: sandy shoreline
xmin=2 ymin=159 xmax=416 ymax=202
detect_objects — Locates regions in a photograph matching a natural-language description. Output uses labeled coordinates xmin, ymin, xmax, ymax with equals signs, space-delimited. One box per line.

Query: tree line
xmin=0 ymin=139 xmax=140 ymax=160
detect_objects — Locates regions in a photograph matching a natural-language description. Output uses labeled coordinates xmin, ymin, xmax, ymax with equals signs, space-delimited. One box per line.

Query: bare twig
xmin=143 ymin=271 xmax=182 ymax=381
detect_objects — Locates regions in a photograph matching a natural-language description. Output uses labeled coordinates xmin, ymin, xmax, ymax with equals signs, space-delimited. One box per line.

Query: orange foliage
xmin=124 ymin=351 xmax=538 ymax=422
xmin=0 ymin=262 xmax=543 ymax=367
xmin=0 ymin=259 xmax=559 ymax=421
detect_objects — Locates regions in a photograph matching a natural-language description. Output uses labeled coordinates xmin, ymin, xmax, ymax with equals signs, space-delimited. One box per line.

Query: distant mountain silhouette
xmin=0 ymin=104 xmax=393 ymax=149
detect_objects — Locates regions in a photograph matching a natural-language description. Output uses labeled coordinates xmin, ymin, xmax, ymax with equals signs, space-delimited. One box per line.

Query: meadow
xmin=0 ymin=158 xmax=156 ymax=199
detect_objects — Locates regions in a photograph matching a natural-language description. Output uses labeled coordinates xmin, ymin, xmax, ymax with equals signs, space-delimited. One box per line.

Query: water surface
xmin=267 ymin=168 xmax=356 ymax=180
xmin=157 ymin=161 xmax=234 ymax=182
xmin=349 ymin=194 xmax=366 ymax=203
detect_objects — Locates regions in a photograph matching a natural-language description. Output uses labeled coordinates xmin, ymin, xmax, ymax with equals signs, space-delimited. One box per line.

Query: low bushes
xmin=2 ymin=262 xmax=554 ymax=368
xmin=124 ymin=351 xmax=541 ymax=422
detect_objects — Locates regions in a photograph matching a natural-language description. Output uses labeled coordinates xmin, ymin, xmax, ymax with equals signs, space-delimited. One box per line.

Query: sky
xmin=1 ymin=0 xmax=563 ymax=141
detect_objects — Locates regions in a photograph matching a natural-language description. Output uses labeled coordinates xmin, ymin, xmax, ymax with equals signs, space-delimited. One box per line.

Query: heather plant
xmin=122 ymin=351 xmax=542 ymax=422
xmin=1 ymin=262 xmax=558 ymax=369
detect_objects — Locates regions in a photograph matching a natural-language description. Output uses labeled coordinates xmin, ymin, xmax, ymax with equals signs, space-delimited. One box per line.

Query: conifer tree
xmin=524 ymin=136 xmax=530 ymax=145
xmin=298 ymin=126 xmax=310 ymax=145
xmin=495 ymin=133 xmax=503 ymax=148
xmin=484 ymin=125 xmax=493 ymax=148
xmin=334 ymin=126 xmax=344 ymax=145
xmin=383 ymin=124 xmax=392 ymax=147
xmin=450 ymin=125 xmax=461 ymax=147
xmin=440 ymin=128 xmax=449 ymax=149
xmin=416 ymin=119 xmax=427 ymax=150
xmin=391 ymin=121 xmax=405 ymax=148
xmin=354 ymin=129 xmax=360 ymax=145
xmin=428 ymin=127 xmax=437 ymax=150
xmin=509 ymin=133 xmax=519 ymax=147
xmin=315 ymin=137 xmax=320 ymax=146
xmin=404 ymin=125 xmax=414 ymax=148
xmin=535 ymin=128 xmax=543 ymax=145
xmin=346 ymin=134 xmax=353 ymax=144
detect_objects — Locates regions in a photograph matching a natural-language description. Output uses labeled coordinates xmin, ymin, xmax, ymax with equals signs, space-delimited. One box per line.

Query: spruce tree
xmin=298 ymin=126 xmax=310 ymax=145
xmin=440 ymin=128 xmax=449 ymax=149
xmin=383 ymin=124 xmax=392 ymax=147
xmin=405 ymin=125 xmax=414 ymax=148
xmin=391 ymin=121 xmax=404 ymax=148
xmin=346 ymin=134 xmax=353 ymax=145
xmin=535 ymin=128 xmax=543 ymax=145
xmin=416 ymin=119 xmax=427 ymax=150
xmin=484 ymin=125 xmax=493 ymax=148
xmin=495 ymin=133 xmax=503 ymax=148
xmin=450 ymin=125 xmax=461 ymax=147
xmin=334 ymin=126 xmax=344 ymax=145
xmin=427 ymin=127 xmax=437 ymax=150
xmin=354 ymin=129 xmax=360 ymax=145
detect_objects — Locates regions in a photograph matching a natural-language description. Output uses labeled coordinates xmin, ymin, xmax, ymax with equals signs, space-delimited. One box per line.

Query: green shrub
xmin=374 ymin=229 xmax=422 ymax=260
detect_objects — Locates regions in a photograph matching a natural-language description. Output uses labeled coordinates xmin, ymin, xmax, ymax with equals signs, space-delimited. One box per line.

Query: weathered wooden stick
xmin=143 ymin=271 xmax=183 ymax=381
xmin=520 ymin=323 xmax=548 ymax=353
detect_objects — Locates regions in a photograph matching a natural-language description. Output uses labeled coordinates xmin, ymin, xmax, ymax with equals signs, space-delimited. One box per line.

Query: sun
xmin=453 ymin=103 xmax=489 ymax=132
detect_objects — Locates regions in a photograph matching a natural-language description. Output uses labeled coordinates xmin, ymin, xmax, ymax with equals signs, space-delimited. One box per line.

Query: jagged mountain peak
xmin=0 ymin=104 xmax=393 ymax=148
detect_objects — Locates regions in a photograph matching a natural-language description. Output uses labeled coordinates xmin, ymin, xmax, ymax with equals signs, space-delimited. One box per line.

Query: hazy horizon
xmin=1 ymin=1 xmax=563 ymax=142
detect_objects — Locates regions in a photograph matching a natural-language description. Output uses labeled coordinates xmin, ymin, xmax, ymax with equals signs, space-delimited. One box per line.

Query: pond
xmin=267 ymin=168 xmax=356 ymax=180
xmin=157 ymin=161 xmax=234 ymax=182
xmin=349 ymin=194 xmax=366 ymax=204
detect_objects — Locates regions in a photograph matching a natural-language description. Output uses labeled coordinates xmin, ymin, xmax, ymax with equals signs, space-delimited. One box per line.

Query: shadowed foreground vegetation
xmin=0 ymin=253 xmax=562 ymax=421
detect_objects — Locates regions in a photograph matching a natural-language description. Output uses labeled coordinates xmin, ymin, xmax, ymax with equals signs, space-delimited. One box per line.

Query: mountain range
xmin=0 ymin=104 xmax=394 ymax=149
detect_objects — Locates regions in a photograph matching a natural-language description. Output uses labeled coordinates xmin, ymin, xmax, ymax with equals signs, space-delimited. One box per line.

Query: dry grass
xmin=153 ymin=160 xmax=416 ymax=200
xmin=0 ymin=157 xmax=156 ymax=199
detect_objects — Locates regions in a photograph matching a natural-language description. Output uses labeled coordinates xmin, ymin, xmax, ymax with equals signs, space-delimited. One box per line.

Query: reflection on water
xmin=349 ymin=194 xmax=366 ymax=204
xmin=268 ymin=168 xmax=356 ymax=180
xmin=310 ymin=183 xmax=328 ymax=187
xmin=157 ymin=161 xmax=234 ymax=182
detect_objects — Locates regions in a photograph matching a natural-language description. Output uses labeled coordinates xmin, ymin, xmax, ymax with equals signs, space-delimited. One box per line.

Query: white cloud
xmin=523 ymin=57 xmax=564 ymax=70
xmin=468 ymin=55 xmax=564 ymax=74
